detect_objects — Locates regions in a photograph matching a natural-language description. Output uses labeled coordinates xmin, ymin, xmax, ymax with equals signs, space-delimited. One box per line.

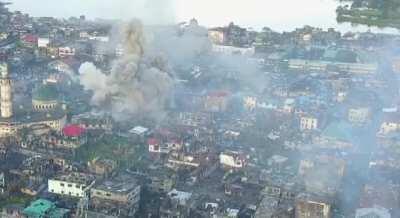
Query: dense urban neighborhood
xmin=0 ymin=1 xmax=399 ymax=218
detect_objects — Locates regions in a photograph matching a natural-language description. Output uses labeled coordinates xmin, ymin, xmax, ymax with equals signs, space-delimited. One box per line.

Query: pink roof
xmin=63 ymin=124 xmax=85 ymax=137
xmin=147 ymin=138 xmax=160 ymax=145
xmin=21 ymin=34 xmax=38 ymax=44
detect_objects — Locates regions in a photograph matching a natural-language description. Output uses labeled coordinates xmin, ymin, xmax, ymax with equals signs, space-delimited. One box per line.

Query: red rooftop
xmin=63 ymin=124 xmax=85 ymax=137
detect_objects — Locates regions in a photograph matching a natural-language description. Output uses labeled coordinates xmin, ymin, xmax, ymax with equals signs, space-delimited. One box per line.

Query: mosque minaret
xmin=0 ymin=63 xmax=13 ymax=118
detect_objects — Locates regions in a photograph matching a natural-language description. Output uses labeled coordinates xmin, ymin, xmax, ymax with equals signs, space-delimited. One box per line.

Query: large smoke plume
xmin=79 ymin=19 xmax=173 ymax=121
xmin=150 ymin=22 xmax=265 ymax=93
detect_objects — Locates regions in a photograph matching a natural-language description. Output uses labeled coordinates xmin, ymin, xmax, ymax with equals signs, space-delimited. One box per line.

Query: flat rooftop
xmin=94 ymin=174 xmax=140 ymax=194
xmin=52 ymin=172 xmax=95 ymax=185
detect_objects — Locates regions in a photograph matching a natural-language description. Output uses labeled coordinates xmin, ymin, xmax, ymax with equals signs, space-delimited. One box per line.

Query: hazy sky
xmin=8 ymin=0 xmax=400 ymax=33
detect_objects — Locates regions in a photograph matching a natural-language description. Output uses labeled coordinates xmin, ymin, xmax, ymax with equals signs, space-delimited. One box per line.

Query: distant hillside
xmin=336 ymin=0 xmax=400 ymax=29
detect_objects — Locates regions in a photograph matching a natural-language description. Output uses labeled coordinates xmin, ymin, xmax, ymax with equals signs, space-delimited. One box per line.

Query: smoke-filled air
xmin=79 ymin=19 xmax=173 ymax=121
xmin=4 ymin=1 xmax=400 ymax=218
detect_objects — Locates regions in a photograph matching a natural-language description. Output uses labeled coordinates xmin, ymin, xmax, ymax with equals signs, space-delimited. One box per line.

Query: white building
xmin=129 ymin=126 xmax=149 ymax=137
xmin=38 ymin=38 xmax=50 ymax=48
xmin=337 ymin=91 xmax=347 ymax=102
xmin=219 ymin=151 xmax=247 ymax=169
xmin=300 ymin=116 xmax=318 ymax=130
xmin=58 ymin=47 xmax=75 ymax=58
xmin=379 ymin=112 xmax=400 ymax=135
xmin=48 ymin=173 xmax=95 ymax=198
xmin=226 ymin=208 xmax=240 ymax=218
xmin=302 ymin=34 xmax=312 ymax=42
xmin=244 ymin=96 xmax=257 ymax=110
xmin=79 ymin=31 xmax=89 ymax=38
xmin=379 ymin=122 xmax=400 ymax=135
xmin=148 ymin=138 xmax=169 ymax=154
xmin=168 ymin=189 xmax=192 ymax=206
xmin=147 ymin=137 xmax=182 ymax=154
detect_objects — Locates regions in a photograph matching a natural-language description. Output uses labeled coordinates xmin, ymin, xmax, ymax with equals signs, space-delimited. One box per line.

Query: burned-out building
xmin=90 ymin=174 xmax=141 ymax=217
xmin=295 ymin=193 xmax=332 ymax=218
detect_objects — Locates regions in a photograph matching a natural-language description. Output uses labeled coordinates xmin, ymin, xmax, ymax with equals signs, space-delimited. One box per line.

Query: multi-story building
xmin=48 ymin=173 xmax=95 ymax=198
xmin=295 ymin=193 xmax=332 ymax=218
xmin=204 ymin=91 xmax=230 ymax=112
xmin=58 ymin=46 xmax=75 ymax=58
xmin=90 ymin=174 xmax=141 ymax=217
xmin=300 ymin=116 xmax=318 ymax=131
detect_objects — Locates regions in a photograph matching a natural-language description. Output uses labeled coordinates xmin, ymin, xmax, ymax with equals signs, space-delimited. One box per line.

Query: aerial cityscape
xmin=0 ymin=0 xmax=399 ymax=218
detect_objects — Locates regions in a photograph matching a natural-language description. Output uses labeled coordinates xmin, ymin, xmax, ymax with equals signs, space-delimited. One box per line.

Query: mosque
xmin=0 ymin=63 xmax=67 ymax=137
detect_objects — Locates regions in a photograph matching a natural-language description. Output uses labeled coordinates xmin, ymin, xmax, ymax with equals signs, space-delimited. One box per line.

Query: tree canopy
xmin=336 ymin=0 xmax=400 ymax=29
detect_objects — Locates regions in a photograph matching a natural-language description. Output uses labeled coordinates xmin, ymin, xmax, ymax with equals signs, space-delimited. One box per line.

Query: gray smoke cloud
xmin=149 ymin=22 xmax=212 ymax=67
xmin=79 ymin=19 xmax=174 ymax=121
xmin=149 ymin=22 xmax=265 ymax=93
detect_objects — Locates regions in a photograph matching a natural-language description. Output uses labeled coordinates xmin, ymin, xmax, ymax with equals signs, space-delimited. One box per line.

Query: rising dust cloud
xmin=79 ymin=19 xmax=174 ymax=121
